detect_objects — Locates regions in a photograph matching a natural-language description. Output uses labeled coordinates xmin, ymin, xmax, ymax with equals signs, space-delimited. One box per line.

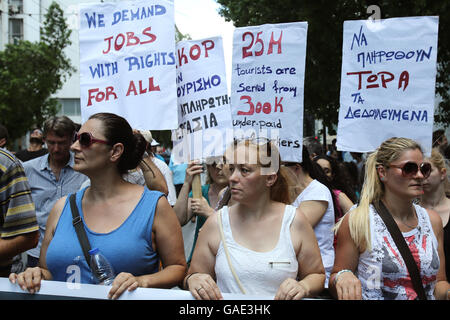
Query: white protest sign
xmin=230 ymin=22 xmax=308 ymax=163
xmin=337 ymin=16 xmax=439 ymax=155
xmin=171 ymin=37 xmax=233 ymax=164
xmin=79 ymin=0 xmax=177 ymax=130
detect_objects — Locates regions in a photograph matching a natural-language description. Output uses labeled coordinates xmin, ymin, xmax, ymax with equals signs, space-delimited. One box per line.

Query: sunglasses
xmin=73 ymin=132 xmax=109 ymax=148
xmin=388 ymin=161 xmax=432 ymax=179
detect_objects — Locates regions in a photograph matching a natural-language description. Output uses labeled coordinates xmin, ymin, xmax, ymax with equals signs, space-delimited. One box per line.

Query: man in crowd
xmin=23 ymin=116 xmax=88 ymax=267
xmin=0 ymin=147 xmax=39 ymax=276
xmin=15 ymin=128 xmax=48 ymax=162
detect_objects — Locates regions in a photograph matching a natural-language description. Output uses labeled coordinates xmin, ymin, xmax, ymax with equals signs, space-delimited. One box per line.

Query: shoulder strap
xmin=375 ymin=200 xmax=427 ymax=300
xmin=69 ymin=193 xmax=92 ymax=269
xmin=217 ymin=209 xmax=246 ymax=294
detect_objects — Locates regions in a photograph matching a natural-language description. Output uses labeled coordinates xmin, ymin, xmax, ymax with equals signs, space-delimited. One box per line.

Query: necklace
xmin=397 ymin=219 xmax=417 ymax=229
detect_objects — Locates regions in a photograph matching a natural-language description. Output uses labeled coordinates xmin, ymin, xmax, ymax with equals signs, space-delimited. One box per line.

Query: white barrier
xmin=0 ymin=277 xmax=272 ymax=300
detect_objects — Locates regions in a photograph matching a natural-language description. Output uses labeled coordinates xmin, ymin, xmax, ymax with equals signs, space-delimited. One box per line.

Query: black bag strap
xmin=69 ymin=193 xmax=92 ymax=269
xmin=375 ymin=200 xmax=427 ymax=300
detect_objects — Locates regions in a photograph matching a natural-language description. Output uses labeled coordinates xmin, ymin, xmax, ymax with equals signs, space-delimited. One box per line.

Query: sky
xmin=174 ymin=0 xmax=235 ymax=83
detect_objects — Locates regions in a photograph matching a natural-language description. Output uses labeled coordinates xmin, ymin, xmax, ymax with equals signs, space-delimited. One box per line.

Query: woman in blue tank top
xmin=9 ymin=113 xmax=187 ymax=299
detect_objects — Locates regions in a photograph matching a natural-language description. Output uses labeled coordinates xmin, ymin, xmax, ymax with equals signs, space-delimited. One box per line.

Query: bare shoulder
xmin=199 ymin=209 xmax=222 ymax=253
xmin=200 ymin=209 xmax=220 ymax=235
xmin=47 ymin=196 xmax=69 ymax=232
xmin=293 ymin=206 xmax=312 ymax=229
xmin=424 ymin=207 xmax=443 ymax=235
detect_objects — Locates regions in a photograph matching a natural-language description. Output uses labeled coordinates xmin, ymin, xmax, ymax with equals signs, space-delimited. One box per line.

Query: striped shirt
xmin=0 ymin=148 xmax=38 ymax=238
xmin=23 ymin=152 xmax=88 ymax=258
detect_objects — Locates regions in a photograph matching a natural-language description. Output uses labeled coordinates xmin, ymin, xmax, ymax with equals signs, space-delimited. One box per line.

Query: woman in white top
xmin=183 ymin=138 xmax=325 ymax=299
xmin=329 ymin=137 xmax=449 ymax=300
xmin=284 ymin=146 xmax=338 ymax=287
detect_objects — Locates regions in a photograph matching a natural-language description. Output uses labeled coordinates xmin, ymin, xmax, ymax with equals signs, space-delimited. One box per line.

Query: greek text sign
xmin=172 ymin=37 xmax=233 ymax=163
xmin=337 ymin=16 xmax=439 ymax=154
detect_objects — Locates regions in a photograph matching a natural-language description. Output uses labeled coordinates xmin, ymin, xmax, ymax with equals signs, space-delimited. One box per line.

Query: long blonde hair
xmin=335 ymin=137 xmax=423 ymax=251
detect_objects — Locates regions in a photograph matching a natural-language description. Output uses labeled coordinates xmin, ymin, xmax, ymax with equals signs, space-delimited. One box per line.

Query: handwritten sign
xmin=230 ymin=22 xmax=308 ymax=163
xmin=171 ymin=37 xmax=233 ymax=164
xmin=79 ymin=0 xmax=177 ymax=130
xmin=337 ymin=16 xmax=439 ymax=154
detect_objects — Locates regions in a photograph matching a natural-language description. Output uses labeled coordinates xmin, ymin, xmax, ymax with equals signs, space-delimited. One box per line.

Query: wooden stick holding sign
xmin=191 ymin=173 xmax=202 ymax=199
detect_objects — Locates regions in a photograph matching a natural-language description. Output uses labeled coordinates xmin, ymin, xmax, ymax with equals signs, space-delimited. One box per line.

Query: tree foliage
xmin=0 ymin=2 xmax=74 ymax=142
xmin=217 ymin=0 xmax=450 ymax=130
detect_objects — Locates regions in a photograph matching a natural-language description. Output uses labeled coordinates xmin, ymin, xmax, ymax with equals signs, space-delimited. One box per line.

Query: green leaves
xmin=217 ymin=0 xmax=450 ymax=129
xmin=0 ymin=2 xmax=74 ymax=142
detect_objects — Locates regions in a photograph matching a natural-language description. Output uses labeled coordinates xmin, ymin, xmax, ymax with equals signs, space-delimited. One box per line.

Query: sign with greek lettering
xmin=337 ymin=16 xmax=439 ymax=154
xmin=230 ymin=22 xmax=308 ymax=162
xmin=171 ymin=37 xmax=233 ymax=163
xmin=79 ymin=0 xmax=177 ymax=130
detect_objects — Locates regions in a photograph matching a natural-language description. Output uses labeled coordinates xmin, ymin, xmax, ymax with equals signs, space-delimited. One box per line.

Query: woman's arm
xmin=297 ymin=200 xmax=328 ymax=228
xmin=338 ymin=192 xmax=354 ymax=215
xmin=173 ymin=161 xmax=203 ymax=226
xmin=427 ymin=209 xmax=450 ymax=300
xmin=276 ymin=208 xmax=325 ymax=300
xmin=139 ymin=154 xmax=168 ymax=195
xmin=141 ymin=197 xmax=187 ymax=288
xmin=328 ymin=212 xmax=362 ymax=300
xmin=107 ymin=196 xmax=187 ymax=299
xmin=9 ymin=196 xmax=66 ymax=292
xmin=183 ymin=212 xmax=223 ymax=300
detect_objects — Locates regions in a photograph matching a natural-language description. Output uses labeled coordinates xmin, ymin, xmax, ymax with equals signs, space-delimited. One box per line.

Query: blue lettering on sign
xmin=356 ymin=47 xmax=433 ymax=68
xmin=344 ymin=106 xmax=428 ymax=123
xmin=89 ymin=62 xmax=118 ymax=79
xmin=84 ymin=12 xmax=105 ymax=28
xmin=177 ymin=75 xmax=221 ymax=97
xmin=351 ymin=25 xmax=368 ymax=50
xmin=351 ymin=92 xmax=364 ymax=104
xmin=124 ymin=52 xmax=175 ymax=71
xmin=111 ymin=5 xmax=166 ymax=25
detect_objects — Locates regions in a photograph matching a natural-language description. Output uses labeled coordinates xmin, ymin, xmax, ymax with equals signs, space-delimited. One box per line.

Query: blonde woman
xmin=419 ymin=148 xmax=450 ymax=282
xmin=329 ymin=137 xmax=449 ymax=300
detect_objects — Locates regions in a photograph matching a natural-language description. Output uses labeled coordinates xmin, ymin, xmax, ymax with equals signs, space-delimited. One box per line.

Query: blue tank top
xmin=46 ymin=187 xmax=163 ymax=284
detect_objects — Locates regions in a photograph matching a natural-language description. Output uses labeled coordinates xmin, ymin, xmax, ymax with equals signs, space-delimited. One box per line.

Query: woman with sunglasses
xmin=9 ymin=112 xmax=187 ymax=299
xmin=419 ymin=148 xmax=450 ymax=284
xmin=329 ymin=137 xmax=449 ymax=300
xmin=183 ymin=139 xmax=325 ymax=299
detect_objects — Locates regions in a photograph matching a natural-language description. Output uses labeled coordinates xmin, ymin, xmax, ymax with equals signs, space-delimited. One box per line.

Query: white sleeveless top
xmin=215 ymin=205 xmax=298 ymax=297
xmin=357 ymin=204 xmax=440 ymax=300
xmin=292 ymin=179 xmax=335 ymax=286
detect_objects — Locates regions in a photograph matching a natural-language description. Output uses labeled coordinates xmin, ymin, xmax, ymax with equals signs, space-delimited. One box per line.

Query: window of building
xmin=8 ymin=0 xmax=24 ymax=15
xmin=9 ymin=18 xmax=23 ymax=44
xmin=57 ymin=99 xmax=81 ymax=117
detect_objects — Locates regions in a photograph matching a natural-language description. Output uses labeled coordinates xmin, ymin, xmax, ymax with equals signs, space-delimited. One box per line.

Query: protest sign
xmin=172 ymin=37 xmax=233 ymax=164
xmin=337 ymin=16 xmax=439 ymax=154
xmin=79 ymin=0 xmax=177 ymax=130
xmin=230 ymin=22 xmax=308 ymax=163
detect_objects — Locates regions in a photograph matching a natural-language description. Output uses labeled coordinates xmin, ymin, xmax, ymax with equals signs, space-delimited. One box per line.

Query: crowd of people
xmin=0 ymin=115 xmax=449 ymax=300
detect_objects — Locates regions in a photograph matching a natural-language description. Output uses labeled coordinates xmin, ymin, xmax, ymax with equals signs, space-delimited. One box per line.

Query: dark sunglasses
xmin=73 ymin=132 xmax=109 ymax=148
xmin=388 ymin=161 xmax=432 ymax=179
